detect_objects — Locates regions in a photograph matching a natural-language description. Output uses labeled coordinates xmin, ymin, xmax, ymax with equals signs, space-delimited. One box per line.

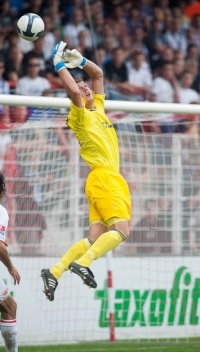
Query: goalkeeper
xmin=41 ymin=41 xmax=131 ymax=301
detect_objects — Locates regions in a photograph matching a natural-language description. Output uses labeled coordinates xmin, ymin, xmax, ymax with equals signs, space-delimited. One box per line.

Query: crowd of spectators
xmin=0 ymin=0 xmax=200 ymax=128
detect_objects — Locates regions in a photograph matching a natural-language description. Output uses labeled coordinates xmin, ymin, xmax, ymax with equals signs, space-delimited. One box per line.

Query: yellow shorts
xmin=85 ymin=168 xmax=131 ymax=226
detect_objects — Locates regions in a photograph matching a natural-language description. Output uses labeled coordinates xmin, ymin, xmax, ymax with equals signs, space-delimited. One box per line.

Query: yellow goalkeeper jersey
xmin=67 ymin=93 xmax=119 ymax=172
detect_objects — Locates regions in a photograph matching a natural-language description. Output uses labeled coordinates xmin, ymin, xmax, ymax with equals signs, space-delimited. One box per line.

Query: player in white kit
xmin=0 ymin=172 xmax=20 ymax=351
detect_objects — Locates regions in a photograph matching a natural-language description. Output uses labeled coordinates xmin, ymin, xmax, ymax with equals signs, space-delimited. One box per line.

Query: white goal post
xmin=2 ymin=93 xmax=200 ymax=113
xmin=0 ymin=94 xmax=200 ymax=345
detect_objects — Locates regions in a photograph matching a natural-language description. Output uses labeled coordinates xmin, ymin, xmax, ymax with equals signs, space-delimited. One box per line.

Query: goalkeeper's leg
xmin=76 ymin=220 xmax=129 ymax=268
xmin=51 ymin=221 xmax=108 ymax=280
xmin=51 ymin=237 xmax=93 ymax=279
xmin=41 ymin=224 xmax=108 ymax=300
xmin=41 ymin=238 xmax=93 ymax=301
xmin=69 ymin=169 xmax=131 ymax=288
xmin=69 ymin=220 xmax=129 ymax=288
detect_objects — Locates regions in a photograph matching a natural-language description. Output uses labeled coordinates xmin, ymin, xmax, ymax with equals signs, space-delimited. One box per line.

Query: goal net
xmin=0 ymin=94 xmax=200 ymax=345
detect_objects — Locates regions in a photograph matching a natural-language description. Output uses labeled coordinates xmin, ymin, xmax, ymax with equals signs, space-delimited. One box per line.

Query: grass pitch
xmin=0 ymin=343 xmax=199 ymax=352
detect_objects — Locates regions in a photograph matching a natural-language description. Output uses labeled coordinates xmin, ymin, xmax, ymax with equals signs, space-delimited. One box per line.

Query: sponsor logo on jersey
xmin=102 ymin=121 xmax=113 ymax=129
xmin=0 ymin=225 xmax=6 ymax=237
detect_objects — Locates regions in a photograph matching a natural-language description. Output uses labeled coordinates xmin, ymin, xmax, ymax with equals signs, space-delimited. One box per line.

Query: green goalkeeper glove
xmin=63 ymin=48 xmax=87 ymax=69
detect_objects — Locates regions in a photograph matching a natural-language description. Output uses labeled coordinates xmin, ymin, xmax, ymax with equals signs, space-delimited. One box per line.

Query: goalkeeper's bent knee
xmin=111 ymin=228 xmax=128 ymax=241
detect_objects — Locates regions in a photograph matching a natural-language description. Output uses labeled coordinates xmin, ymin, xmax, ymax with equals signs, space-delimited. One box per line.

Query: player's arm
xmin=52 ymin=41 xmax=83 ymax=108
xmin=57 ymin=42 xmax=104 ymax=94
xmin=82 ymin=60 xmax=104 ymax=95
xmin=0 ymin=241 xmax=20 ymax=285
xmin=58 ymin=69 xmax=83 ymax=108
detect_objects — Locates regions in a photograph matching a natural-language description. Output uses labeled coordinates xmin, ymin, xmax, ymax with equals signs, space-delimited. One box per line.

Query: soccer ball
xmin=17 ymin=13 xmax=45 ymax=41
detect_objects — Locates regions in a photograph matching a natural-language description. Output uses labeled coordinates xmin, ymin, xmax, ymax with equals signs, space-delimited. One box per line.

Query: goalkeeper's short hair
xmin=74 ymin=78 xmax=84 ymax=84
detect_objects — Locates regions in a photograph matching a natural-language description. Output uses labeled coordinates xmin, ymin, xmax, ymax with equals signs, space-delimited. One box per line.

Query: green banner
xmin=94 ymin=266 xmax=200 ymax=328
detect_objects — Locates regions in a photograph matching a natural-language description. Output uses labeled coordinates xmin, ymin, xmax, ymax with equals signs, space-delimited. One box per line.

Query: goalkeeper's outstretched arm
xmin=58 ymin=59 xmax=104 ymax=108
xmin=52 ymin=41 xmax=104 ymax=108
xmin=58 ymin=68 xmax=83 ymax=108
xmin=82 ymin=59 xmax=104 ymax=95
xmin=61 ymin=43 xmax=104 ymax=94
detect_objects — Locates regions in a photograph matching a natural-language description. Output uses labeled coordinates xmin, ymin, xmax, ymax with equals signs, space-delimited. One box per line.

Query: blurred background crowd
xmin=0 ymin=0 xmax=200 ymax=127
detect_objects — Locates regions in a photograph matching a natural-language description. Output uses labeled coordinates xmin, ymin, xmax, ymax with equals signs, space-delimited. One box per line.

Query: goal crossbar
xmin=1 ymin=94 xmax=200 ymax=114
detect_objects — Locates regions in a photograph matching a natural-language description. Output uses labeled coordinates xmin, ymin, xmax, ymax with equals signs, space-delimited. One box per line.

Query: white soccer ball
xmin=17 ymin=13 xmax=45 ymax=42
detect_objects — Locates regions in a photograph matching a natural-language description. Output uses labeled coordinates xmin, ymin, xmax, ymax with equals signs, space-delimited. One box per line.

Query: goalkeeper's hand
xmin=62 ymin=48 xmax=87 ymax=69
xmin=52 ymin=41 xmax=87 ymax=72
xmin=52 ymin=41 xmax=67 ymax=73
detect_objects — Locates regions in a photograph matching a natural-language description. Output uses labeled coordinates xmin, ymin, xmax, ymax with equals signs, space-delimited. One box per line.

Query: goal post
xmin=106 ymin=100 xmax=200 ymax=114
xmin=0 ymin=94 xmax=200 ymax=345
xmin=2 ymin=93 xmax=200 ymax=112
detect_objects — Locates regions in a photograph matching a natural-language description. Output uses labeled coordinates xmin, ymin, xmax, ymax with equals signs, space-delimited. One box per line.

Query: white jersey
xmin=0 ymin=204 xmax=8 ymax=243
xmin=0 ymin=204 xmax=10 ymax=302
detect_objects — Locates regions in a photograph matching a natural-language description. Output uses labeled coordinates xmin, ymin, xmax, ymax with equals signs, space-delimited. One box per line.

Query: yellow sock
xmin=51 ymin=238 xmax=92 ymax=279
xmin=77 ymin=230 xmax=124 ymax=267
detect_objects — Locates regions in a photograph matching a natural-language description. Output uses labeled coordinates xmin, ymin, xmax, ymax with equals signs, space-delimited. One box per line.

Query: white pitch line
xmin=29 ymin=347 xmax=169 ymax=352
xmin=22 ymin=345 xmax=200 ymax=352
